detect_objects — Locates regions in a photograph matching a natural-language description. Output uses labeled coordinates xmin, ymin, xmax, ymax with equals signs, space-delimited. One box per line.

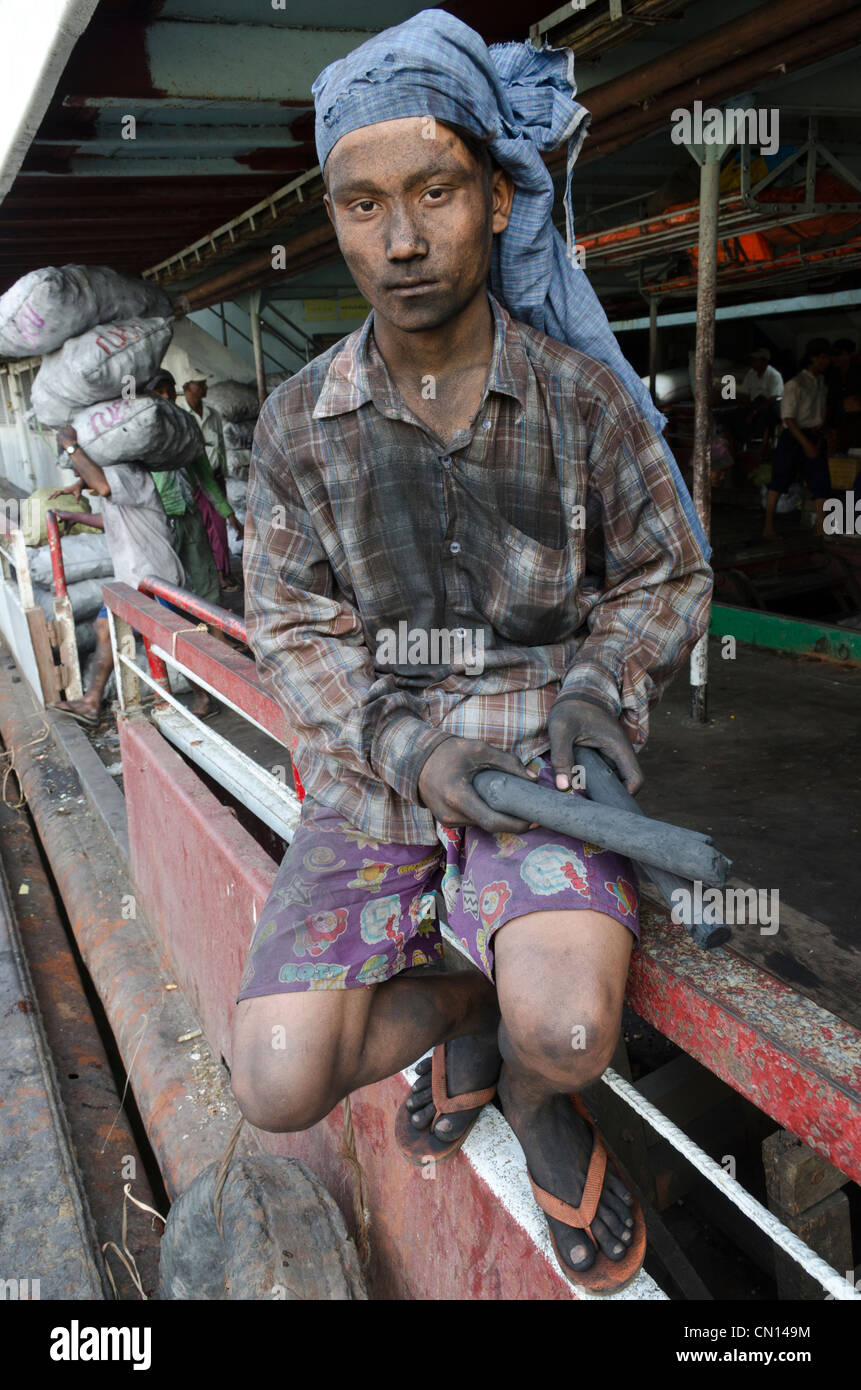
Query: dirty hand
xmin=548 ymin=694 xmax=643 ymax=795
xmin=227 ymin=513 xmax=243 ymax=535
xmin=56 ymin=425 xmax=78 ymax=453
xmin=49 ymin=480 xmax=83 ymax=501
xmin=417 ymin=736 xmax=539 ymax=832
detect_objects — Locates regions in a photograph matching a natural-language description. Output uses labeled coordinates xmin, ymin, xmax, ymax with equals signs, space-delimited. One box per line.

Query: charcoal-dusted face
xmin=323 ymin=117 xmax=512 ymax=333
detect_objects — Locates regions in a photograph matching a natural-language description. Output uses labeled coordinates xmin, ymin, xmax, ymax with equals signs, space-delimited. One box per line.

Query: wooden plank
xmin=766 ymin=1190 xmax=853 ymax=1301
xmin=25 ymin=607 xmax=61 ymax=705
xmin=762 ymin=1130 xmax=850 ymax=1216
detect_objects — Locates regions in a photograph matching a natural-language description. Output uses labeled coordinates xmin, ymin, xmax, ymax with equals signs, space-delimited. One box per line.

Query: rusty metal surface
xmin=0 ymin=792 xmax=162 ymax=1298
xmin=628 ymin=904 xmax=861 ymax=1184
xmin=105 ymin=584 xmax=861 ymax=1186
xmin=0 ymin=834 xmax=106 ymax=1298
xmin=119 ymin=712 xmax=277 ymax=1065
xmin=0 ymin=648 xmax=258 ymax=1202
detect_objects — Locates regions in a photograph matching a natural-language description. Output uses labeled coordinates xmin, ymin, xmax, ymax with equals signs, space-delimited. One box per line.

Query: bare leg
xmin=51 ymin=616 xmax=113 ymax=720
xmin=763 ymin=488 xmax=782 ymax=538
xmin=492 ymin=907 xmax=636 ymax=1273
xmin=231 ymin=966 xmax=498 ymax=1133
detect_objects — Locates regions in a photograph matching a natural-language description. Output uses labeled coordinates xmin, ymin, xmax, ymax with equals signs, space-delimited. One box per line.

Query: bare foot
xmin=498 ymin=1068 xmax=635 ymax=1275
xmin=49 ymin=699 xmax=100 ymax=726
xmin=189 ymin=693 xmax=215 ymax=718
xmin=404 ymin=1029 xmax=501 ymax=1144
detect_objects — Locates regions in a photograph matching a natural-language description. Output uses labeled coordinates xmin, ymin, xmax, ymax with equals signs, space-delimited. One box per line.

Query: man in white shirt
xmin=764 ymin=338 xmax=831 ymax=539
xmin=730 ymin=348 xmax=783 ymax=453
xmin=739 ymin=349 xmax=784 ymax=406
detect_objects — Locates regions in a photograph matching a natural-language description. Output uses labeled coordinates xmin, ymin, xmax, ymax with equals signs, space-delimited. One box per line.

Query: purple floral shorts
xmin=236 ymin=756 xmax=640 ymax=999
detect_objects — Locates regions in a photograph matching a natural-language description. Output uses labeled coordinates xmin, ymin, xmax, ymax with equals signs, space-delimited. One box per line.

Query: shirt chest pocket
xmin=479 ymin=523 xmax=578 ymax=644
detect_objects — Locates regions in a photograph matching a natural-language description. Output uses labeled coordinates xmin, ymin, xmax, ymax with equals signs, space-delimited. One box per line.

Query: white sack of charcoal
xmin=31 ymin=317 xmax=174 ymax=427
xmin=72 ymin=394 xmax=204 ymax=470
xmin=0 ymin=265 xmax=172 ymax=357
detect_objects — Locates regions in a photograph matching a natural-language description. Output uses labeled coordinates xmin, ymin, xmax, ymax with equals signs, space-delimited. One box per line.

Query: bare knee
xmin=502 ymin=994 xmax=620 ymax=1088
xmin=230 ymin=1051 xmax=338 ymax=1133
xmin=230 ymin=1006 xmax=341 ymax=1133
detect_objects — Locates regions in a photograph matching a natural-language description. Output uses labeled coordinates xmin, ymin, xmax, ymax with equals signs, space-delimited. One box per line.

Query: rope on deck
xmin=602 ymin=1067 xmax=861 ymax=1301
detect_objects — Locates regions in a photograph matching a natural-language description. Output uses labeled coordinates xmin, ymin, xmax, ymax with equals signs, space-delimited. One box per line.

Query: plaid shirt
xmin=244 ymin=295 xmax=712 ymax=844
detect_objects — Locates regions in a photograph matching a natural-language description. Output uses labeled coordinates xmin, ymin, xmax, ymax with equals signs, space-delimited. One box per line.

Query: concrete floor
xmin=637 ymin=634 xmax=861 ymax=1024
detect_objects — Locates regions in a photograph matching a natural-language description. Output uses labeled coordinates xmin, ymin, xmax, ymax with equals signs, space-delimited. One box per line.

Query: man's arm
xmin=245 ymin=398 xmax=454 ymax=802
xmin=56 ymin=427 xmax=112 ymax=496
xmin=556 ymin=396 xmax=713 ymax=756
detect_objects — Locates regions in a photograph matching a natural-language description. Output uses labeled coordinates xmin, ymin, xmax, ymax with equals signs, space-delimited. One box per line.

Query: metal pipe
xmin=581 ymin=9 xmax=861 ymax=166
xmin=138 ymin=577 xmax=248 ymax=644
xmin=179 ymin=222 xmax=338 ymax=309
xmin=572 ymin=0 xmax=858 ymax=132
xmin=648 ymin=297 xmax=658 ymax=404
xmin=690 ymin=154 xmax=721 ymax=726
xmin=45 ymin=509 xmax=69 ymax=600
xmin=250 ymin=290 xmax=267 ymax=408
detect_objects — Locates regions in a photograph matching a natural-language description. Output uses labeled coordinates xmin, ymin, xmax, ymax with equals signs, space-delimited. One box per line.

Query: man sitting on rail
xmin=231 ymin=10 xmax=711 ymax=1293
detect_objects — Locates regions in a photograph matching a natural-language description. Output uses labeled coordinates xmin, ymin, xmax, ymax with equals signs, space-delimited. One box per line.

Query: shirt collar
xmin=313 ymin=292 xmax=529 ymax=420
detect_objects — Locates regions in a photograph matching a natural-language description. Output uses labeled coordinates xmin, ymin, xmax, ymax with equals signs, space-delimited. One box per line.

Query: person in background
xmin=45 ymin=426 xmax=219 ymax=724
xmin=179 ymin=373 xmax=241 ymax=592
xmin=825 ymin=337 xmax=861 ymax=454
xmin=147 ymin=370 xmax=238 ymax=604
xmin=729 ymin=347 xmax=783 ymax=455
xmin=763 ymin=339 xmax=831 ymax=540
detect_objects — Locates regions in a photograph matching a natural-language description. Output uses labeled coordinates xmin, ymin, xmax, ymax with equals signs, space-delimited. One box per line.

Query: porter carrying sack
xmin=72 ymin=395 xmax=204 ymax=470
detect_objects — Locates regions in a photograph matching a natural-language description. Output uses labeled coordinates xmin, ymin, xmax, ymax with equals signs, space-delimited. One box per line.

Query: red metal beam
xmin=628 ymin=908 xmax=861 ymax=1183
xmin=103 ymin=581 xmax=290 ymax=747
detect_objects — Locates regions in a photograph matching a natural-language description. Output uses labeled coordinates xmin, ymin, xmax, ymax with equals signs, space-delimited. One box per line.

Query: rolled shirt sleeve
xmin=558 ymin=396 xmax=713 ymax=748
xmin=244 ymin=398 xmax=455 ymax=805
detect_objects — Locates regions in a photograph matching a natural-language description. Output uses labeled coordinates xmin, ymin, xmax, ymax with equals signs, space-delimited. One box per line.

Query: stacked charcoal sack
xmin=0 ymin=265 xmax=203 ymax=678
xmin=0 ymin=265 xmax=203 ymax=470
xmin=206 ymin=379 xmax=259 ymax=481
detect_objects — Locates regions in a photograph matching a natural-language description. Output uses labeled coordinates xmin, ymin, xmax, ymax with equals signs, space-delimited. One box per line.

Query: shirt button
xmin=449 ymin=541 xmax=461 ymax=554
xmin=440 ymin=455 xmax=452 ymax=469
xmin=482 ymin=419 xmax=491 ymax=430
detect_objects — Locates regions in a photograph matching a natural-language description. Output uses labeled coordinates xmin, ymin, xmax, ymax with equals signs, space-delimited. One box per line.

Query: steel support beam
xmin=611 ymin=285 xmax=861 ymax=332
xmin=687 ymin=146 xmax=723 ymax=724
xmin=249 ymin=289 xmax=267 ymax=407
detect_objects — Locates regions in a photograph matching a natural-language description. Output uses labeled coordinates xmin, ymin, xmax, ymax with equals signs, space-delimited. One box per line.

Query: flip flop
xmin=48 ymin=702 xmax=100 ymax=728
xmin=528 ymin=1094 xmax=647 ymax=1295
xmin=395 ymin=1044 xmax=497 ymax=1166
